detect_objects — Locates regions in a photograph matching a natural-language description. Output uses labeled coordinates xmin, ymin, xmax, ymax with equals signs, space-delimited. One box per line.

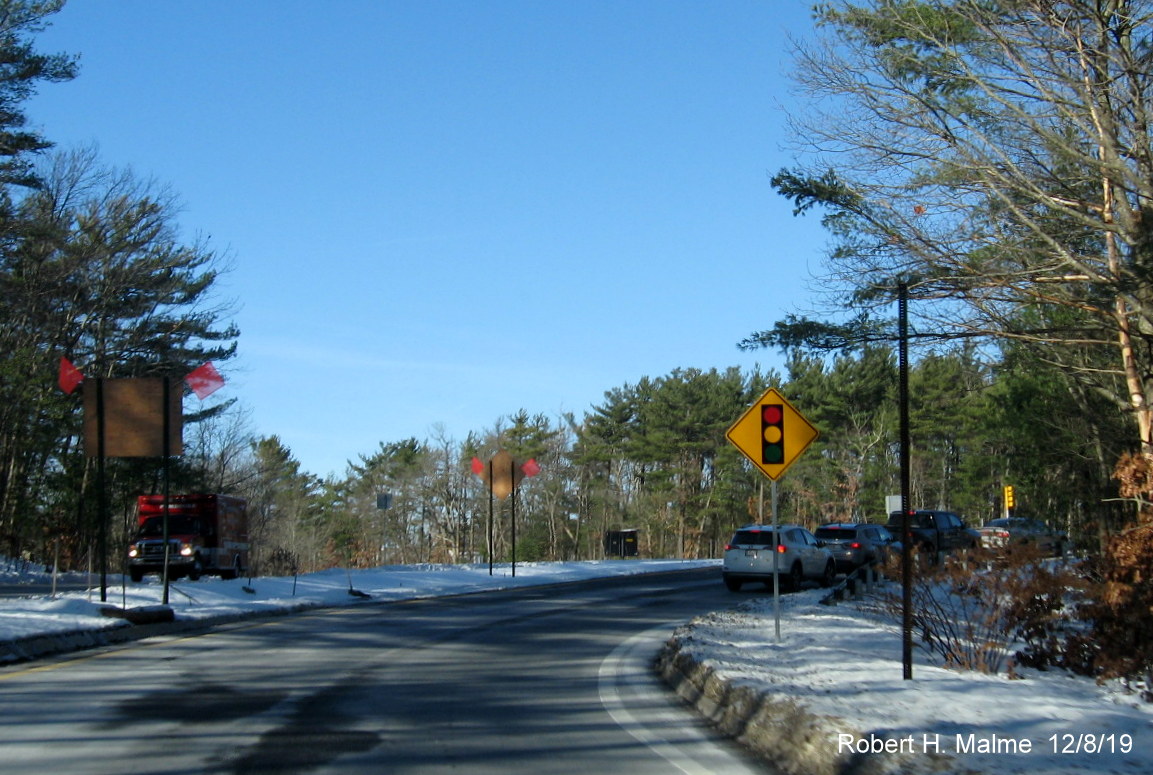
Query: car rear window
xmin=730 ymin=530 xmax=776 ymax=546
xmin=815 ymin=527 xmax=857 ymax=540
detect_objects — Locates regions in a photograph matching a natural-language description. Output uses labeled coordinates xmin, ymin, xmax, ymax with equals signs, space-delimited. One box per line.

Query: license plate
xmin=745 ymin=549 xmax=758 ymax=557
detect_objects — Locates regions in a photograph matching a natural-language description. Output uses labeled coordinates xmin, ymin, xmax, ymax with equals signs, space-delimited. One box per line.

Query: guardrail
xmin=820 ymin=563 xmax=886 ymax=605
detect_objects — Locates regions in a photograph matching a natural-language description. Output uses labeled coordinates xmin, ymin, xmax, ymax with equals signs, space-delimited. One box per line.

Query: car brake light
xmin=725 ymin=544 xmax=735 ymax=551
xmin=777 ymin=544 xmax=787 ymax=553
xmin=850 ymin=542 xmax=862 ymax=549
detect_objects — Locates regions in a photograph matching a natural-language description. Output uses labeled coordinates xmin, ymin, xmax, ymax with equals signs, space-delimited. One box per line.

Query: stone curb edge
xmin=654 ymin=631 xmax=952 ymax=775
xmin=0 ymin=603 xmax=324 ymax=665
xmin=655 ymin=639 xmax=863 ymax=775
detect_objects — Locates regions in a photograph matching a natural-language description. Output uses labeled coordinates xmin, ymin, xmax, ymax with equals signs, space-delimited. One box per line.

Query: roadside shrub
xmin=257 ymin=546 xmax=299 ymax=577
xmin=1071 ymin=452 xmax=1153 ymax=699
xmin=864 ymin=453 xmax=1153 ymax=700
xmin=874 ymin=546 xmax=1084 ymax=675
xmin=1084 ymin=523 xmax=1153 ymax=698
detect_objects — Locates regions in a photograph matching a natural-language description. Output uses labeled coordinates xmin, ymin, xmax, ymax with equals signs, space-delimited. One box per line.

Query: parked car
xmin=977 ymin=517 xmax=1067 ymax=556
xmin=814 ymin=523 xmax=899 ymax=571
xmin=886 ymin=509 xmax=979 ymax=559
xmin=723 ymin=524 xmax=836 ymax=592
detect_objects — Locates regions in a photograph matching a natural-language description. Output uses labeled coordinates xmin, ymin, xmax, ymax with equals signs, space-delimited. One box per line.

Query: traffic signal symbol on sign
xmin=761 ymin=404 xmax=784 ymax=465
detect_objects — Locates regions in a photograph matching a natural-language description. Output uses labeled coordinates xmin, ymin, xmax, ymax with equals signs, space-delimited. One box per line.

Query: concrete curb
xmin=655 ymin=640 xmax=863 ymax=775
xmin=0 ymin=602 xmax=325 ymax=665
xmin=1 ymin=627 xmax=123 ymax=664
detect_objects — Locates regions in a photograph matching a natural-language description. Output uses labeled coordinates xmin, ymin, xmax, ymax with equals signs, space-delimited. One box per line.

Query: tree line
xmin=141 ymin=351 xmax=1127 ymax=577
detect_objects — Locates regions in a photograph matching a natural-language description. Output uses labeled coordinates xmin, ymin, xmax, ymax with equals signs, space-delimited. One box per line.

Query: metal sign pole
xmin=772 ymin=478 xmax=781 ymax=641
xmin=899 ymin=281 xmax=913 ymax=680
xmin=511 ymin=461 xmax=517 ymax=579
xmin=162 ymin=376 xmax=172 ymax=606
xmin=96 ymin=378 xmax=108 ymax=603
xmin=487 ymin=459 xmax=494 ymax=576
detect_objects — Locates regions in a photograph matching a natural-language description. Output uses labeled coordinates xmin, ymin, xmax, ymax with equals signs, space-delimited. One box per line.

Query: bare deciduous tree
xmin=755 ymin=0 xmax=1153 ymax=453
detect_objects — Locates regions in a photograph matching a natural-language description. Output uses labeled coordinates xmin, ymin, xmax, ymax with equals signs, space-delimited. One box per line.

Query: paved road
xmin=0 ymin=568 xmax=773 ymax=774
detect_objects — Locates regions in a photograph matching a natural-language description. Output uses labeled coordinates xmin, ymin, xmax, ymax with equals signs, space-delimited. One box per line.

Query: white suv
xmin=723 ymin=524 xmax=836 ymax=592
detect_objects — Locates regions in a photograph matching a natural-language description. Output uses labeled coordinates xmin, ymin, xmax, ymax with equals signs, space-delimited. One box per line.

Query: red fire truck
xmin=128 ymin=494 xmax=249 ymax=582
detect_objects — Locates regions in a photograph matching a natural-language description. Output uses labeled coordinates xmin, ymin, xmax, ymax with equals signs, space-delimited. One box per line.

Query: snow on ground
xmin=0 ymin=559 xmax=715 ymax=640
xmin=2 ymin=558 xmax=1151 ymax=774
xmin=673 ymin=585 xmax=1153 ymax=775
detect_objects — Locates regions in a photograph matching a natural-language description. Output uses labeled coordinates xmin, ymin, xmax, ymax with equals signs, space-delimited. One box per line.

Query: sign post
xmin=726 ymin=387 xmax=819 ymax=640
xmin=62 ymin=360 xmax=224 ymax=603
xmin=471 ymin=453 xmax=540 ymax=576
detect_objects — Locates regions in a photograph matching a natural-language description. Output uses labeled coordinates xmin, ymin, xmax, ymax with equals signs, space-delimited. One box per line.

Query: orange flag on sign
xmin=58 ymin=357 xmax=84 ymax=395
xmin=185 ymin=361 xmax=225 ymax=400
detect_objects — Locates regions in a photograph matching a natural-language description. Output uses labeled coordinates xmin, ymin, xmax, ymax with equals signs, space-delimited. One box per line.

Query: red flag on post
xmin=58 ymin=358 xmax=84 ymax=395
xmin=185 ymin=361 xmax=225 ymax=400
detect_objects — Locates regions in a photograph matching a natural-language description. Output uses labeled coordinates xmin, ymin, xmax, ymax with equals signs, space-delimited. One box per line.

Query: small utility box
xmin=604 ymin=529 xmax=639 ymax=558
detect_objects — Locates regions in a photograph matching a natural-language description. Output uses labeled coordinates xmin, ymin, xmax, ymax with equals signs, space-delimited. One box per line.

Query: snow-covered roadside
xmin=661 ymin=583 xmax=1153 ymax=775
xmin=0 ymin=559 xmax=717 ymax=647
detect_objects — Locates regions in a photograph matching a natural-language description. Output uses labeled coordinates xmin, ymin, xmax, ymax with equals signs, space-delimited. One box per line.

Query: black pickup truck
xmin=887 ymin=509 xmax=980 ymax=556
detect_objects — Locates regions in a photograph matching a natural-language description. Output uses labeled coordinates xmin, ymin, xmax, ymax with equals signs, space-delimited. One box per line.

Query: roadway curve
xmin=0 ymin=568 xmax=772 ymax=774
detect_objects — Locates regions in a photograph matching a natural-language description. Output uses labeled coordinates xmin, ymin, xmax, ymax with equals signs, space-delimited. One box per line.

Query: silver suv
xmin=723 ymin=524 xmax=836 ymax=592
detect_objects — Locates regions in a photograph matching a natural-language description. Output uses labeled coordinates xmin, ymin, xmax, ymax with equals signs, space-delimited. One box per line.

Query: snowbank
xmin=659 ymin=582 xmax=1153 ymax=775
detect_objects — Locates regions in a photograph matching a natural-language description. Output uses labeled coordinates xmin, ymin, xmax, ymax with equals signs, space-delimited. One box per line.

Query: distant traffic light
xmin=761 ymin=404 xmax=784 ymax=465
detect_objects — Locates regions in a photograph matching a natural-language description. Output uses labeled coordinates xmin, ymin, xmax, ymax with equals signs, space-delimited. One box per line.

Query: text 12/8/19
xmin=1049 ymin=733 xmax=1133 ymax=754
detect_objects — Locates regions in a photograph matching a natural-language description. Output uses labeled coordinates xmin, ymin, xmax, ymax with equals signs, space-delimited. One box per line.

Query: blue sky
xmin=28 ymin=0 xmax=829 ymax=478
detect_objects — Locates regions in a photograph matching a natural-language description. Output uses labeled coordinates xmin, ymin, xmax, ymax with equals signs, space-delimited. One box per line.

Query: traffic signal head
xmin=761 ymin=404 xmax=784 ymax=465
xmin=1004 ymin=485 xmax=1015 ymax=510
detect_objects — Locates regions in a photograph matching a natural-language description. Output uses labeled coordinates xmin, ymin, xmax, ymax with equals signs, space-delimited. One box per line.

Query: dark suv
xmin=814 ymin=523 xmax=898 ymax=571
xmin=886 ymin=509 xmax=978 ymax=557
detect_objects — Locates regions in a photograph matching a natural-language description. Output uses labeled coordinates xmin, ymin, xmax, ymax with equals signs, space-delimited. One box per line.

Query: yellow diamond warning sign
xmin=726 ymin=387 xmax=819 ymax=481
